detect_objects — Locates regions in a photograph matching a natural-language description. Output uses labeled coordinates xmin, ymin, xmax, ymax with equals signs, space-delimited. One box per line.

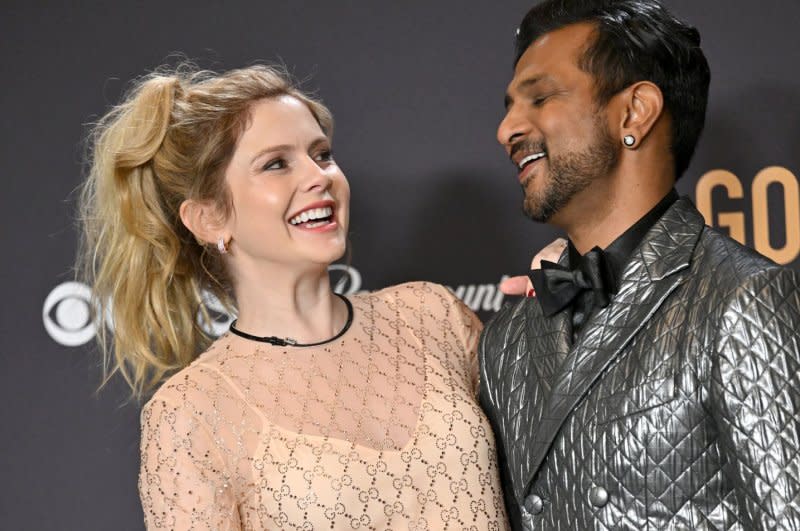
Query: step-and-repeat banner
xmin=2 ymin=1 xmax=798 ymax=529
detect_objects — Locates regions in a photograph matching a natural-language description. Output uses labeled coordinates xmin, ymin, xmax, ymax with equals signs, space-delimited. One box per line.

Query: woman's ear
xmin=617 ymin=81 xmax=665 ymax=149
xmin=179 ymin=199 xmax=228 ymax=246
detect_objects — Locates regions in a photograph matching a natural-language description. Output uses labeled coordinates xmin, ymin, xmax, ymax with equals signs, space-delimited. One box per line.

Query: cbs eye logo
xmin=329 ymin=264 xmax=362 ymax=295
xmin=41 ymin=281 xmax=235 ymax=347
xmin=42 ymin=281 xmax=97 ymax=347
xmin=198 ymin=289 xmax=235 ymax=338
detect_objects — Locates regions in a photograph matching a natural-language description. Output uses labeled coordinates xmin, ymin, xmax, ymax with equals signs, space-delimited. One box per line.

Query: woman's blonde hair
xmin=78 ymin=64 xmax=333 ymax=399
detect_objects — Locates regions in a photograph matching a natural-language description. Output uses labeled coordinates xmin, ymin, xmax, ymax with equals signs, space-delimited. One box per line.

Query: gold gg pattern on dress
xmin=139 ymin=282 xmax=508 ymax=530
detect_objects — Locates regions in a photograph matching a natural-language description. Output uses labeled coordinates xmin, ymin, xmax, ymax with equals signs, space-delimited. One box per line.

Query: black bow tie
xmin=529 ymin=247 xmax=617 ymax=317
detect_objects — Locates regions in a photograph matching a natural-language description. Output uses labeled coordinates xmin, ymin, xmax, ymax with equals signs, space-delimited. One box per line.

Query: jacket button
xmin=589 ymin=486 xmax=609 ymax=507
xmin=524 ymin=494 xmax=544 ymax=514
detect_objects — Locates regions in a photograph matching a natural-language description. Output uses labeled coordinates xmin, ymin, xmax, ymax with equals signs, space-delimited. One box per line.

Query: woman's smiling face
xmin=223 ymin=95 xmax=349 ymax=270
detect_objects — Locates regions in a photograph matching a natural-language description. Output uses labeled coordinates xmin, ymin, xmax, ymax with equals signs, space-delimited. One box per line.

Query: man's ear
xmin=616 ymin=81 xmax=665 ymax=149
xmin=179 ymin=198 xmax=228 ymax=246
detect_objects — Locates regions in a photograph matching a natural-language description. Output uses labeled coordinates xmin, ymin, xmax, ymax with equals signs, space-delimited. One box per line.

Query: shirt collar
xmin=567 ymin=188 xmax=679 ymax=291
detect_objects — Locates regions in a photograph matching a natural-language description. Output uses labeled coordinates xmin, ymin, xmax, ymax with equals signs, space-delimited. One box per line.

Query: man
xmin=479 ymin=1 xmax=800 ymax=529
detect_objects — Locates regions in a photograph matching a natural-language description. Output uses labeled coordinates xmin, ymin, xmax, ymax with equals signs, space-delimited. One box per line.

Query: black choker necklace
xmin=228 ymin=293 xmax=353 ymax=347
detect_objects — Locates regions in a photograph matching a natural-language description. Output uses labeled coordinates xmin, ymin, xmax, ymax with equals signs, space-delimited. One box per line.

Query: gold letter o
xmin=752 ymin=166 xmax=800 ymax=264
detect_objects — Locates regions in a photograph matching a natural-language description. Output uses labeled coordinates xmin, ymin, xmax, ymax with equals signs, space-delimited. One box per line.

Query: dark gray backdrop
xmin=2 ymin=1 xmax=799 ymax=529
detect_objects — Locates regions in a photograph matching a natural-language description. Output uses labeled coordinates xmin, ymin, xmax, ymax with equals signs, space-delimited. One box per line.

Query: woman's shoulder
xmin=353 ymin=281 xmax=459 ymax=307
xmin=143 ymin=335 xmax=234 ymax=411
xmin=352 ymin=281 xmax=479 ymax=333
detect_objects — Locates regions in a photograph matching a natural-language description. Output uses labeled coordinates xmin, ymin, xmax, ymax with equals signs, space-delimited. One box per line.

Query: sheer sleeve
xmin=435 ymin=284 xmax=484 ymax=396
xmin=139 ymin=396 xmax=241 ymax=531
xmin=459 ymin=295 xmax=484 ymax=397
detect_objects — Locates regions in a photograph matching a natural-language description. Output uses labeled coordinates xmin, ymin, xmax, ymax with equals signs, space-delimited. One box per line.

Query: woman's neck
xmin=230 ymin=262 xmax=346 ymax=345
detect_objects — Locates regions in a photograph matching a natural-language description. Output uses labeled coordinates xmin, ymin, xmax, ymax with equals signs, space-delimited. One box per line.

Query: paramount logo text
xmin=448 ymin=276 xmax=509 ymax=313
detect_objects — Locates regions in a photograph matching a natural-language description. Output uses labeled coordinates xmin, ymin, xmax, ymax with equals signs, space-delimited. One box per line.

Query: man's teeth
xmin=289 ymin=206 xmax=333 ymax=226
xmin=518 ymin=152 xmax=547 ymax=169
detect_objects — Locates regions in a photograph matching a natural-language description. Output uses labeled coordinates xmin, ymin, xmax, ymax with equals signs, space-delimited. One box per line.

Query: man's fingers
xmin=500 ymin=275 xmax=532 ymax=296
xmin=531 ymin=237 xmax=568 ymax=269
xmin=501 ymin=238 xmax=568 ymax=297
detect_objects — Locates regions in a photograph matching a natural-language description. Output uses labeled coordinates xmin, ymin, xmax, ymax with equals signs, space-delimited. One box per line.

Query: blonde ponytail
xmin=78 ymin=65 xmax=334 ymax=399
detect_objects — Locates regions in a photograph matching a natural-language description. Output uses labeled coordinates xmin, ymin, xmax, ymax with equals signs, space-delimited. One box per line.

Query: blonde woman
xmin=79 ymin=64 xmax=512 ymax=530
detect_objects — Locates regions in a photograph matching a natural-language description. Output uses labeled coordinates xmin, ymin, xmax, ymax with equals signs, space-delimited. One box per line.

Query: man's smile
xmin=513 ymin=148 xmax=548 ymax=182
xmin=518 ymin=152 xmax=547 ymax=169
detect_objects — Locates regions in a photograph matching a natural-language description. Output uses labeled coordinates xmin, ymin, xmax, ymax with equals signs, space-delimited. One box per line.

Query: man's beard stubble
xmin=522 ymin=118 xmax=620 ymax=222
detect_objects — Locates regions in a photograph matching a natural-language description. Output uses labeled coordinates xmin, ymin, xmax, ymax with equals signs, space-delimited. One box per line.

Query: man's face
xmin=498 ymin=23 xmax=619 ymax=223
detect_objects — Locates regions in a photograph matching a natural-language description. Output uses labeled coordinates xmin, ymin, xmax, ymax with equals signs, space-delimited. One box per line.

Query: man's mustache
xmin=510 ymin=140 xmax=547 ymax=162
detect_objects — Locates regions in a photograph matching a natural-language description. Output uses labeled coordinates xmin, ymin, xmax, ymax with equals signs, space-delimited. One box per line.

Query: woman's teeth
xmin=289 ymin=206 xmax=333 ymax=226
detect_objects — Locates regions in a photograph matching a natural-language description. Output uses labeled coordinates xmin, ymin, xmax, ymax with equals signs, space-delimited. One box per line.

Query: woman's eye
xmin=315 ymin=150 xmax=334 ymax=163
xmin=262 ymin=158 xmax=286 ymax=171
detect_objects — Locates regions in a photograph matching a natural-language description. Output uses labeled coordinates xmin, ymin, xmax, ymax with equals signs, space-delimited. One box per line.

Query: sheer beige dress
xmin=139 ymin=281 xmax=508 ymax=530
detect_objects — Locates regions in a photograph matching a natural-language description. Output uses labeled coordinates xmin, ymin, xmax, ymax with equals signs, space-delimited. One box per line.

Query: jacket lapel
xmin=501 ymin=292 xmax=572 ymax=503
xmin=520 ymin=199 xmax=706 ymax=495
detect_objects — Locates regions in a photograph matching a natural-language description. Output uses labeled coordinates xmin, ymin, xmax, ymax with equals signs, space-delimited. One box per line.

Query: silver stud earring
xmin=623 ymin=135 xmax=636 ymax=147
xmin=217 ymin=237 xmax=228 ymax=254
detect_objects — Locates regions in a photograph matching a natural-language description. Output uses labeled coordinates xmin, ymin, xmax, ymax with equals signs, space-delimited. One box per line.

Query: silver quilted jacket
xmin=479 ymin=199 xmax=800 ymax=530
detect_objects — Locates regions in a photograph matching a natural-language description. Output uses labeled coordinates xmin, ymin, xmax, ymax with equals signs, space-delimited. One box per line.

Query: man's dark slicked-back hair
xmin=515 ymin=0 xmax=710 ymax=179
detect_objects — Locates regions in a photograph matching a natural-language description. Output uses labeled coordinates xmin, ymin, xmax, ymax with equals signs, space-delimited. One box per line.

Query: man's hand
xmin=499 ymin=238 xmax=568 ymax=296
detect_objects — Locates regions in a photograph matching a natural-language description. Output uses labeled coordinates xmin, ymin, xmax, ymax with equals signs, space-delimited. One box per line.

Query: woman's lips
xmin=287 ymin=199 xmax=336 ymax=222
xmin=295 ymin=220 xmax=339 ymax=233
xmin=287 ymin=199 xmax=340 ymax=232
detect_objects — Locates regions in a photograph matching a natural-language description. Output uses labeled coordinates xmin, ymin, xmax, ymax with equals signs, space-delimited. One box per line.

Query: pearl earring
xmin=217 ymin=237 xmax=228 ymax=254
xmin=623 ymin=135 xmax=636 ymax=147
